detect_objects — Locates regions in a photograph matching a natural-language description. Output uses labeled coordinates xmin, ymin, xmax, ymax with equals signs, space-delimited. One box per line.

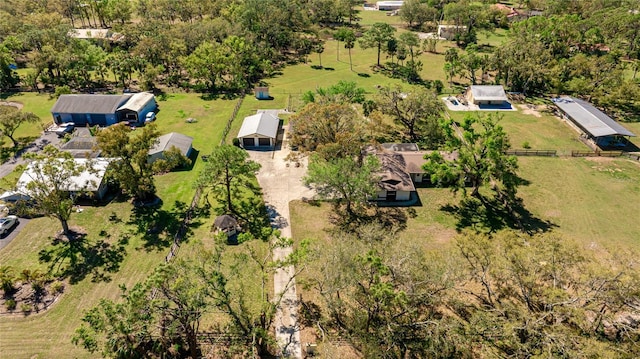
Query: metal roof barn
xmin=553 ymin=97 xmax=635 ymax=138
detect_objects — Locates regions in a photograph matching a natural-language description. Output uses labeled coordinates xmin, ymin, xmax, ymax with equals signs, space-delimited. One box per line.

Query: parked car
xmin=55 ymin=123 xmax=75 ymax=137
xmin=0 ymin=215 xmax=19 ymax=237
xmin=145 ymin=112 xmax=156 ymax=123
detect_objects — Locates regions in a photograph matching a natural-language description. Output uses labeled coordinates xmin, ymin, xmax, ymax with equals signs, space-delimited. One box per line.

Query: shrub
xmin=434 ymin=80 xmax=444 ymax=94
xmin=53 ymin=85 xmax=71 ymax=99
xmin=5 ymin=299 xmax=16 ymax=311
xmin=522 ymin=141 xmax=531 ymax=149
xmin=232 ymin=137 xmax=240 ymax=147
xmin=20 ymin=303 xmax=32 ymax=314
xmin=50 ymin=281 xmax=64 ymax=295
xmin=0 ymin=266 xmax=15 ymax=294
xmin=152 ymin=146 xmax=192 ymax=174
xmin=8 ymin=200 xmax=44 ymax=218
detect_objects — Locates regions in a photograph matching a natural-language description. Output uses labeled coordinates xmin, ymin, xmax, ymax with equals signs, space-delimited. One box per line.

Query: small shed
xmin=148 ymin=132 xmax=194 ymax=164
xmin=238 ymin=112 xmax=280 ymax=149
xmin=466 ymin=85 xmax=509 ymax=106
xmin=437 ymin=25 xmax=467 ymax=40
xmin=60 ymin=136 xmax=100 ymax=158
xmin=214 ymin=215 xmax=239 ymax=236
xmin=254 ymin=87 xmax=270 ymax=100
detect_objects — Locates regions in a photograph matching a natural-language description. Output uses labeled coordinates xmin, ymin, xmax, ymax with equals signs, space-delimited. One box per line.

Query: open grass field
xmin=291 ymin=156 xmax=640 ymax=254
xmin=447 ymin=108 xmax=590 ymax=153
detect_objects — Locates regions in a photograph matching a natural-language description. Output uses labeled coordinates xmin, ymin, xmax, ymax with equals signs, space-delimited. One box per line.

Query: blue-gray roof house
xmin=51 ymin=93 xmax=157 ymax=127
xmin=553 ymin=96 xmax=636 ymax=148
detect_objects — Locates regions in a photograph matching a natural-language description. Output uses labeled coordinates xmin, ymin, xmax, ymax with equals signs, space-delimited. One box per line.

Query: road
xmin=0 ymin=131 xmax=59 ymax=251
xmin=0 ymin=131 xmax=60 ymax=179
xmin=249 ymin=138 xmax=314 ymax=359
xmin=0 ymin=218 xmax=30 ymax=251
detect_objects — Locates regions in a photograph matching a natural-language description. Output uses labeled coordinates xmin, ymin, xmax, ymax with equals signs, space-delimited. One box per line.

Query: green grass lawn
xmin=292 ymin=156 xmax=640 ymax=252
xmin=1 ymin=92 xmax=57 ymax=136
xmin=358 ymin=7 xmax=405 ymax=27
xmin=0 ymin=91 xmax=243 ymax=358
xmin=447 ymin=108 xmax=590 ymax=153
xmin=621 ymin=121 xmax=640 ymax=149
xmin=0 ymin=202 xmax=167 ymax=358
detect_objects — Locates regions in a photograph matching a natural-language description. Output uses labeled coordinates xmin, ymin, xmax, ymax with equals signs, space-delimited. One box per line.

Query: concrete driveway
xmin=248 ymin=135 xmax=314 ymax=359
xmin=0 ymin=217 xmax=30 ymax=251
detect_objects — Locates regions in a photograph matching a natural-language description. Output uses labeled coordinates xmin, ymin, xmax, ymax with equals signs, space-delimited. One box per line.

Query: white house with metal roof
xmin=376 ymin=1 xmax=404 ymax=10
xmin=238 ymin=112 xmax=280 ymax=149
xmin=1 ymin=158 xmax=114 ymax=201
xmin=553 ymin=96 xmax=636 ymax=148
xmin=466 ymin=85 xmax=509 ymax=105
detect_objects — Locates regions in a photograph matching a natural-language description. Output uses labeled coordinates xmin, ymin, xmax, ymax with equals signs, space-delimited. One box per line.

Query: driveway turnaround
xmin=249 ymin=143 xmax=314 ymax=359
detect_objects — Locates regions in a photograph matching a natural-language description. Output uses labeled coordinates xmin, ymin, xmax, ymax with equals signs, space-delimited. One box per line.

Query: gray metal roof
xmin=469 ymin=85 xmax=508 ymax=102
xmin=237 ymin=112 xmax=279 ymax=139
xmin=51 ymin=94 xmax=131 ymax=114
xmin=116 ymin=92 xmax=155 ymax=112
xmin=553 ymin=97 xmax=635 ymax=137
xmin=149 ymin=132 xmax=193 ymax=156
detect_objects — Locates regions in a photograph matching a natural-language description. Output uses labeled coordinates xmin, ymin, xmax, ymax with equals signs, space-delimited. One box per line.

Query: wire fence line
xmin=221 ymin=94 xmax=245 ymax=145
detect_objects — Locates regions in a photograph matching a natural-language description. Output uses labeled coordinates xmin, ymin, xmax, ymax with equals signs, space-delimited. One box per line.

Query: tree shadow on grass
xmin=127 ymin=200 xmax=200 ymax=251
xmin=442 ymin=196 xmax=556 ymax=234
xmin=329 ymin=204 xmax=412 ymax=234
xmin=38 ymin=230 xmax=127 ymax=284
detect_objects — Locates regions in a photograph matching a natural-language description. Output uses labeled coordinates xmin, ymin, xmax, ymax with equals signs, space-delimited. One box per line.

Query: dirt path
xmin=0 ymin=101 xmax=24 ymax=110
xmin=518 ymin=104 xmax=546 ymax=117
xmin=248 ymin=135 xmax=314 ymax=358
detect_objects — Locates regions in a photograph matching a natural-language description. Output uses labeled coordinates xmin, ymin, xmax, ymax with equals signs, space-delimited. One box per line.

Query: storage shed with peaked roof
xmin=214 ymin=215 xmax=239 ymax=237
xmin=237 ymin=112 xmax=280 ymax=149
xmin=148 ymin=132 xmax=194 ymax=164
xmin=116 ymin=92 xmax=157 ymax=125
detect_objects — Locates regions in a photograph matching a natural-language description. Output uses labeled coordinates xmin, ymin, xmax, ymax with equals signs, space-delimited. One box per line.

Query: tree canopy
xmin=374 ymin=85 xmax=445 ymax=147
xmin=303 ymin=155 xmax=380 ymax=218
xmin=195 ymin=145 xmax=261 ymax=216
xmin=424 ymin=113 xmax=519 ymax=206
xmin=22 ymin=146 xmax=90 ymax=237
xmin=0 ymin=105 xmax=40 ymax=148
xmin=96 ymin=123 xmax=159 ymax=201
xmin=288 ymin=102 xmax=366 ymax=160
xmin=359 ymin=22 xmax=396 ymax=67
